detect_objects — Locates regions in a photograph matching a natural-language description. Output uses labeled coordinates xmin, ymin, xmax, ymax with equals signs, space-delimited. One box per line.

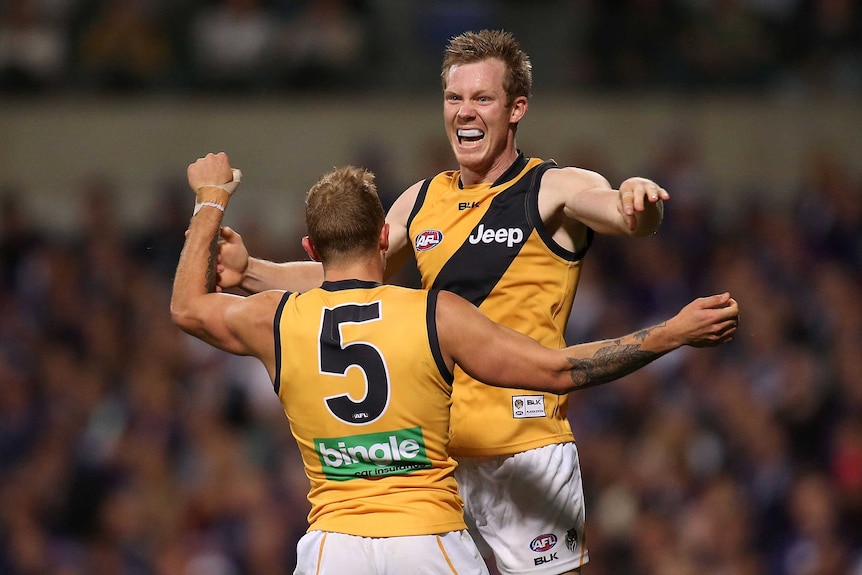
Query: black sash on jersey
xmin=417 ymin=157 xmax=590 ymax=308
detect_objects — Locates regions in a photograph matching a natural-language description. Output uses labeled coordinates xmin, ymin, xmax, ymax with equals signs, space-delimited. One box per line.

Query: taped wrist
xmin=193 ymin=168 xmax=242 ymax=216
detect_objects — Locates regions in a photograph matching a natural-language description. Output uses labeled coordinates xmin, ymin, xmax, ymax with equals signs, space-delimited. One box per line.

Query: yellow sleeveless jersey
xmin=407 ymin=154 xmax=593 ymax=457
xmin=273 ymin=280 xmax=464 ymax=537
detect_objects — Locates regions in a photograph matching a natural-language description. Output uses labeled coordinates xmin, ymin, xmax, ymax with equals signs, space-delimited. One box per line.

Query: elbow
xmin=170 ymin=302 xmax=197 ymax=334
xmin=564 ymin=365 xmax=586 ymax=393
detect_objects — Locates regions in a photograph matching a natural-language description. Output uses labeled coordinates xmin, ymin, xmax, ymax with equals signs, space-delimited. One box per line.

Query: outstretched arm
xmin=436 ymin=291 xmax=738 ymax=394
xmin=559 ymin=292 xmax=736 ymax=388
xmin=540 ymin=167 xmax=668 ymax=237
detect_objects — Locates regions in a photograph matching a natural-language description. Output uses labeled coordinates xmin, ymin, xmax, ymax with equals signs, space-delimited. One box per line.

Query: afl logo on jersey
xmin=415 ymin=230 xmax=443 ymax=252
xmin=530 ymin=533 xmax=557 ymax=552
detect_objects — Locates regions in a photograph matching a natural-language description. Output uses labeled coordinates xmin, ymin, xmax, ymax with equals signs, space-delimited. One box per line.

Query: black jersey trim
xmin=457 ymin=151 xmax=530 ymax=189
xmin=321 ymin=279 xmax=381 ymax=291
xmin=526 ymin=162 xmax=593 ymax=262
xmin=426 ymin=290 xmax=454 ymax=385
xmin=406 ymin=178 xmax=432 ymax=232
xmin=492 ymin=151 xmax=529 ymax=188
xmin=272 ymin=290 xmax=293 ymax=395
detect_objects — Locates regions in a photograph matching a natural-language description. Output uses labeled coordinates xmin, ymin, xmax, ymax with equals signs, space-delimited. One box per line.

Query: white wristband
xmin=193 ymin=201 xmax=226 ymax=216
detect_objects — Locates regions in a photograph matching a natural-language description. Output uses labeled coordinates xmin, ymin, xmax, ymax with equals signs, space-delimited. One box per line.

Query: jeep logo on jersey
xmin=415 ymin=230 xmax=443 ymax=252
xmin=467 ymin=224 xmax=524 ymax=248
xmin=530 ymin=533 xmax=558 ymax=552
xmin=316 ymin=427 xmax=431 ymax=481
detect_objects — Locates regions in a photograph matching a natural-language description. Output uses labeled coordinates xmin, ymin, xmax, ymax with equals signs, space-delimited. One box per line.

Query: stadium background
xmin=1 ymin=1 xmax=861 ymax=574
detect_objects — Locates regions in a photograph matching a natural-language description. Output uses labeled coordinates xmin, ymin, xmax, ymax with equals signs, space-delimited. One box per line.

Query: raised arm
xmin=436 ymin=291 xmax=738 ymax=394
xmin=170 ymin=153 xmax=282 ymax=377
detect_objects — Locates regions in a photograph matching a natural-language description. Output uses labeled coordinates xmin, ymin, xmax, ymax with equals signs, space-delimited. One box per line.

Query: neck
xmin=460 ymin=146 xmax=519 ymax=186
xmin=321 ymin=254 xmax=384 ymax=284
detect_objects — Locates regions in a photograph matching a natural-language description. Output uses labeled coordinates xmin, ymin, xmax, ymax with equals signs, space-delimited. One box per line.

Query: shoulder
xmin=228 ymin=290 xmax=289 ymax=327
xmin=537 ymin=167 xmax=612 ymax=217
xmin=387 ymin=179 xmax=426 ymax=224
xmin=434 ymin=289 xmax=481 ymax=325
xmin=540 ymin=166 xmax=611 ymax=195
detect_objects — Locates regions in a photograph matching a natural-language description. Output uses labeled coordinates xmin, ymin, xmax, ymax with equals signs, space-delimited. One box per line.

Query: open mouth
xmin=457 ymin=129 xmax=485 ymax=145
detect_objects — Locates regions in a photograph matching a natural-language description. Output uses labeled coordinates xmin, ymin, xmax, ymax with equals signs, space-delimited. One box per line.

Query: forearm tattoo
xmin=205 ymin=232 xmax=219 ymax=293
xmin=566 ymin=326 xmax=661 ymax=389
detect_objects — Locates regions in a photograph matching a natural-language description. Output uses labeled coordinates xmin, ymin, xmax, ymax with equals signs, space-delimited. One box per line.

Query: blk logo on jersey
xmin=531 ymin=532 xmax=561 ymax=566
xmin=458 ymin=201 xmax=481 ymax=210
xmin=534 ymin=553 xmax=559 ymax=566
xmin=512 ymin=395 xmax=546 ymax=418
xmin=415 ymin=230 xmax=443 ymax=252
xmin=467 ymin=224 xmax=524 ymax=248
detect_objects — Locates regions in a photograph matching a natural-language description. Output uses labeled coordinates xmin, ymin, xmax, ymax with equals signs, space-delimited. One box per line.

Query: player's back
xmin=273 ymin=280 xmax=464 ymax=537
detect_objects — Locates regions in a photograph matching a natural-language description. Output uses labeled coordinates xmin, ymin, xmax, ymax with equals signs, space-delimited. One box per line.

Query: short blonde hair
xmin=441 ymin=29 xmax=533 ymax=106
xmin=305 ymin=166 xmax=385 ymax=264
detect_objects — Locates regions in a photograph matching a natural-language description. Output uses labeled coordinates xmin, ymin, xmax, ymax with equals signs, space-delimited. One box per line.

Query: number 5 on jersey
xmin=319 ymin=302 xmax=391 ymax=425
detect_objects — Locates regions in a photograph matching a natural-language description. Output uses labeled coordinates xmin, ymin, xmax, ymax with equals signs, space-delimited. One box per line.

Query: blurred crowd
xmin=0 ymin=0 xmax=860 ymax=96
xmin=563 ymin=140 xmax=862 ymax=575
xmin=0 ymin=132 xmax=860 ymax=575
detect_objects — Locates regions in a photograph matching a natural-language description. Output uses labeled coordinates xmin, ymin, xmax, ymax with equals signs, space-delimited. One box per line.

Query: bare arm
xmin=170 ymin=153 xmax=282 ymax=378
xmin=243 ymin=257 xmax=323 ymax=295
xmin=382 ymin=180 xmax=422 ymax=282
xmin=217 ymin=181 xmax=424 ymax=292
xmin=217 ymin=226 xmax=324 ymax=294
xmin=436 ymin=291 xmax=738 ymax=394
xmin=540 ymin=167 xmax=668 ymax=239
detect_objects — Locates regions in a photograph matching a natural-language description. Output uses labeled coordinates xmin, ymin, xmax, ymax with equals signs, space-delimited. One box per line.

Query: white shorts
xmin=294 ymin=529 xmax=490 ymax=575
xmin=456 ymin=443 xmax=589 ymax=575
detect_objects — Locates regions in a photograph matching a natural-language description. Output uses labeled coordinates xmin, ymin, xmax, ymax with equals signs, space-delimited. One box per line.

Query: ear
xmin=301 ymin=236 xmax=321 ymax=262
xmin=379 ymin=223 xmax=390 ymax=254
xmin=510 ymin=95 xmax=528 ymax=124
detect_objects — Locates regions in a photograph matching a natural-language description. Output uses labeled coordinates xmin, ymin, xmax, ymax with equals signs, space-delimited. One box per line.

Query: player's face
xmin=443 ymin=58 xmax=524 ymax=182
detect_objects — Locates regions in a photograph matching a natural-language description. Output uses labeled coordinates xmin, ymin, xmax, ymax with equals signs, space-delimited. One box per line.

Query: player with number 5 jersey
xmin=275 ymin=281 xmax=464 ymax=537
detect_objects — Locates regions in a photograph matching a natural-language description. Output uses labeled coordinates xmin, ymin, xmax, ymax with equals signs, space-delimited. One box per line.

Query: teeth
xmin=458 ymin=129 xmax=484 ymax=138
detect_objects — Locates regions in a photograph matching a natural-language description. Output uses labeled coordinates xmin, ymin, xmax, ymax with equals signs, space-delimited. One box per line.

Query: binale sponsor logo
xmin=316 ymin=427 xmax=431 ymax=481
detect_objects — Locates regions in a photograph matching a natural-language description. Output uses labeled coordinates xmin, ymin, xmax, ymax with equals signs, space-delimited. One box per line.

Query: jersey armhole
xmin=526 ymin=162 xmax=593 ymax=262
xmin=405 ymin=178 xmax=432 ymax=236
xmin=271 ymin=291 xmax=293 ymax=395
xmin=426 ymin=289 xmax=454 ymax=385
